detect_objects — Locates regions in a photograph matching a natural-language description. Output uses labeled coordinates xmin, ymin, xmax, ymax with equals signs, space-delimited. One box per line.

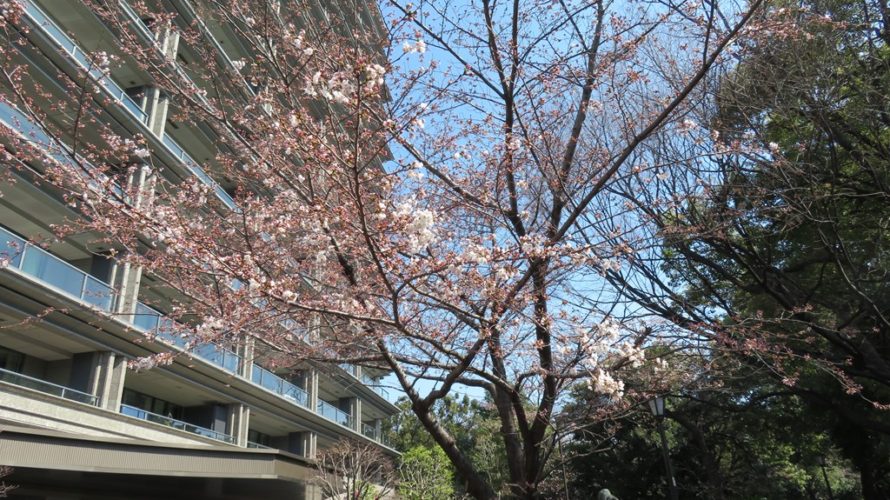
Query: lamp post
xmin=648 ymin=396 xmax=679 ymax=500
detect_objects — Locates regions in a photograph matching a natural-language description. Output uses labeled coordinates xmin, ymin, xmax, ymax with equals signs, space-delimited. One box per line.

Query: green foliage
xmin=387 ymin=395 xmax=509 ymax=497
xmin=399 ymin=446 xmax=455 ymax=500
xmin=652 ymin=0 xmax=890 ymax=495
xmin=562 ymin=377 xmax=861 ymax=499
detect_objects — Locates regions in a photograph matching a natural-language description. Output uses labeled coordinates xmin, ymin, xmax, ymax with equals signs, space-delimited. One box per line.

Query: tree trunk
xmin=411 ymin=402 xmax=497 ymax=499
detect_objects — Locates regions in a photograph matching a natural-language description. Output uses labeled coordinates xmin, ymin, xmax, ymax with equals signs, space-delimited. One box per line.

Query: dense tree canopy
xmin=600 ymin=0 xmax=890 ymax=496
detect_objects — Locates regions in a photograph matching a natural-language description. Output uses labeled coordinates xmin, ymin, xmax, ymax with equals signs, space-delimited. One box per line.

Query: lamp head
xmin=648 ymin=396 xmax=665 ymax=417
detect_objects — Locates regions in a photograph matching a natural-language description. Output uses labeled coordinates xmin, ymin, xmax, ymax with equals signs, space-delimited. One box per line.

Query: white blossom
xmin=617 ymin=341 xmax=645 ymax=368
xmin=590 ymin=368 xmax=625 ymax=400
xmin=397 ymin=200 xmax=437 ymax=252
xmin=402 ymin=37 xmax=427 ymax=54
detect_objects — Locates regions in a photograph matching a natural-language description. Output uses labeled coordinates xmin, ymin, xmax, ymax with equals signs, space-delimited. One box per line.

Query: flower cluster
xmin=396 ymin=198 xmax=437 ymax=252
xmin=590 ymin=368 xmax=625 ymax=400
xmin=402 ymin=36 xmax=427 ymax=54
xmin=304 ymin=63 xmax=387 ymax=105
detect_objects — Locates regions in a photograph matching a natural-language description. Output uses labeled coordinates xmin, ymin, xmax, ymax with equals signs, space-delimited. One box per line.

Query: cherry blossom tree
xmin=0 ymin=0 xmax=765 ymax=497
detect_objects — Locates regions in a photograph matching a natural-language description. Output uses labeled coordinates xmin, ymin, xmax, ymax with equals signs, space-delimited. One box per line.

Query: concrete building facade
xmin=0 ymin=1 xmax=397 ymax=498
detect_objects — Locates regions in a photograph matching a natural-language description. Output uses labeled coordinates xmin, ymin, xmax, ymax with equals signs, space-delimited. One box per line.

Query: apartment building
xmin=0 ymin=1 xmax=398 ymax=498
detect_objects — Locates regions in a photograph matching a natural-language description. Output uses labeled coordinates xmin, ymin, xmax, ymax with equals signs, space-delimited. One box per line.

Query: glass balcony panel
xmin=120 ymin=94 xmax=145 ymax=119
xmin=0 ymin=100 xmax=53 ymax=149
xmin=120 ymin=403 xmax=233 ymax=443
xmin=21 ymin=2 xmax=74 ymax=54
xmin=0 ymin=366 xmax=97 ymax=405
xmin=223 ymin=350 xmax=239 ymax=373
xmin=20 ymin=246 xmax=86 ymax=298
xmin=193 ymin=344 xmax=240 ymax=374
xmin=156 ymin=317 xmax=187 ymax=347
xmin=160 ymin=136 xmax=236 ymax=209
xmin=251 ymin=363 xmax=309 ymax=407
xmin=0 ymin=228 xmax=25 ymax=268
xmin=0 ymin=102 xmax=124 ymax=198
xmin=119 ymin=0 xmax=155 ymax=42
xmin=317 ymin=400 xmax=351 ymax=427
xmin=281 ymin=380 xmax=308 ymax=406
xmin=133 ymin=302 xmax=161 ymax=332
xmin=82 ymin=275 xmax=115 ymax=311
xmin=194 ymin=343 xmax=221 ymax=364
xmin=360 ymin=373 xmax=390 ymax=400
xmin=362 ymin=422 xmax=378 ymax=440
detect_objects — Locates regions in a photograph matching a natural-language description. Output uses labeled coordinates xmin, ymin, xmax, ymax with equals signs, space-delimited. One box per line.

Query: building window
xmin=122 ymin=388 xmax=183 ymax=419
xmin=248 ymin=429 xmax=271 ymax=446
xmin=0 ymin=346 xmax=25 ymax=373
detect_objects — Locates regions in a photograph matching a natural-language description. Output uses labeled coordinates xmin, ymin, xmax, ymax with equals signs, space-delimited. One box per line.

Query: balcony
xmin=129 ymin=301 xmax=241 ymax=375
xmin=338 ymin=363 xmax=391 ymax=401
xmin=0 ymin=366 xmax=98 ymax=406
xmin=20 ymin=0 xmax=235 ymax=212
xmin=21 ymin=0 xmax=147 ymax=124
xmin=251 ymin=364 xmax=310 ymax=408
xmin=120 ymin=403 xmax=234 ymax=444
xmin=317 ymin=400 xmax=352 ymax=428
xmin=0 ymin=100 xmax=126 ymax=200
xmin=361 ymin=373 xmax=391 ymax=401
xmin=0 ymin=224 xmax=387 ymax=440
xmin=0 ymin=226 xmax=116 ymax=312
xmin=160 ymin=134 xmax=237 ymax=210
xmin=118 ymin=0 xmax=156 ymax=44
xmin=362 ymin=422 xmax=378 ymax=440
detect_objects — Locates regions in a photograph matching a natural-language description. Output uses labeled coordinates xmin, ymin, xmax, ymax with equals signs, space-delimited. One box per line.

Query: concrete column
xmin=142 ymin=87 xmax=169 ymax=137
xmin=304 ymin=482 xmax=323 ymax=500
xmin=113 ymin=165 xmax=153 ymax=316
xmin=101 ymin=353 xmax=126 ymax=411
xmin=353 ymin=398 xmax=362 ymax=433
xmin=226 ymin=403 xmax=250 ymax=447
xmin=69 ymin=352 xmax=126 ymax=410
xmin=305 ymin=370 xmax=319 ymax=412
xmin=158 ymin=22 xmax=180 ymax=61
xmin=114 ymin=261 xmax=142 ymax=316
xmin=300 ymin=431 xmax=317 ymax=459
xmin=237 ymin=337 xmax=254 ymax=379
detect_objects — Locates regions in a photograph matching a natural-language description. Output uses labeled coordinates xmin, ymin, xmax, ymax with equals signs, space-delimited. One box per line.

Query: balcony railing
xmin=251 ymin=363 xmax=309 ymax=407
xmin=129 ymin=301 xmax=241 ymax=375
xmin=21 ymin=0 xmax=147 ymax=123
xmin=338 ymin=364 xmax=390 ymax=401
xmin=247 ymin=441 xmax=273 ymax=449
xmin=21 ymin=0 xmax=236 ymax=213
xmin=0 ymin=100 xmax=126 ymax=199
xmin=179 ymin=0 xmax=255 ymax=96
xmin=118 ymin=0 xmax=156 ymax=43
xmin=120 ymin=403 xmax=234 ymax=443
xmin=317 ymin=399 xmax=352 ymax=428
xmin=362 ymin=422 xmax=378 ymax=440
xmin=361 ymin=373 xmax=391 ymax=401
xmin=0 ymin=224 xmax=388 ymax=439
xmin=0 ymin=226 xmax=116 ymax=312
xmin=0 ymin=366 xmax=98 ymax=405
xmin=160 ymin=135 xmax=236 ymax=210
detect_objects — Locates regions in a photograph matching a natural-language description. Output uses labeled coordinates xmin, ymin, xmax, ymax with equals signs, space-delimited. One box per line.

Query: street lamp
xmin=648 ymin=396 xmax=679 ymax=500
